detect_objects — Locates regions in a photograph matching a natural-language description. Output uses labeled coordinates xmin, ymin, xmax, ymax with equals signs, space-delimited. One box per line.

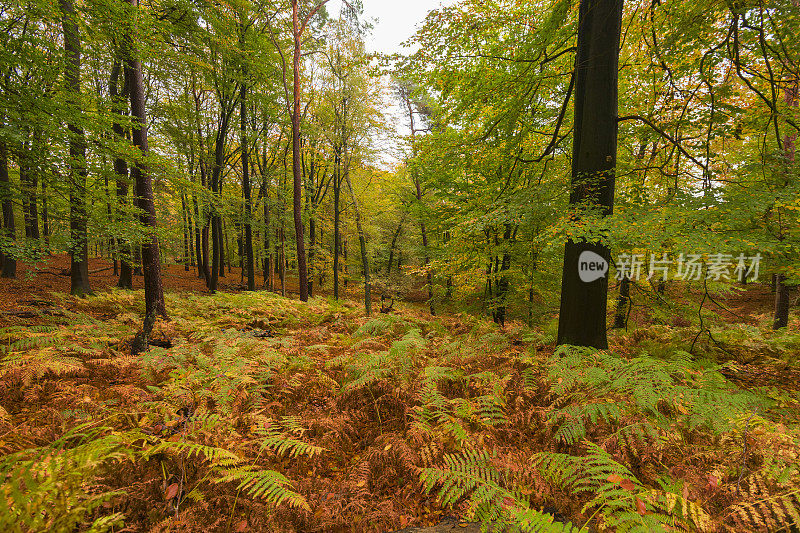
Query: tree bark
xmin=240 ymin=83 xmax=255 ymax=290
xmin=0 ymin=137 xmax=15 ymax=278
xmin=333 ymin=151 xmax=341 ymax=300
xmin=613 ymin=276 xmax=630 ymax=329
xmin=556 ymin=0 xmax=623 ymax=349
xmin=124 ymin=0 xmax=166 ymax=319
xmin=343 ymin=160 xmax=371 ymax=315
xmin=61 ymin=0 xmax=91 ymax=296
xmin=291 ymin=0 xmax=309 ymax=301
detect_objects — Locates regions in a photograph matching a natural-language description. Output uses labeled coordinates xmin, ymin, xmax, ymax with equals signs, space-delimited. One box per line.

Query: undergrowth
xmin=0 ymin=289 xmax=798 ymax=531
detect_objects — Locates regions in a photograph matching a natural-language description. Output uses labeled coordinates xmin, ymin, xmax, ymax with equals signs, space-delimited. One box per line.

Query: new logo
xmin=578 ymin=251 xmax=608 ymax=282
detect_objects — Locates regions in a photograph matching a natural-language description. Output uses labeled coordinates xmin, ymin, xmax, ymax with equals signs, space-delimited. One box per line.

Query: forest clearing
xmin=1 ymin=0 xmax=799 ymax=531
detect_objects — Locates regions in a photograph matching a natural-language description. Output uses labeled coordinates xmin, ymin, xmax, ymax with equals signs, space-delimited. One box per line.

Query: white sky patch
xmin=327 ymin=0 xmax=460 ymax=55
xmin=324 ymin=0 xmax=460 ymax=169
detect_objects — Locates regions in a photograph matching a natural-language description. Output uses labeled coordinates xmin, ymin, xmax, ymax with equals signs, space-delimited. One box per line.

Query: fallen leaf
xmin=607 ymin=473 xmax=623 ymax=484
xmin=635 ymin=497 xmax=647 ymax=515
xmin=235 ymin=520 xmax=248 ymax=532
xmin=502 ymin=496 xmax=515 ymax=509
xmin=384 ymin=444 xmax=392 ymax=451
xmin=165 ymin=483 xmax=180 ymax=500
xmin=707 ymin=475 xmax=719 ymax=490
xmin=620 ymin=478 xmax=636 ymax=491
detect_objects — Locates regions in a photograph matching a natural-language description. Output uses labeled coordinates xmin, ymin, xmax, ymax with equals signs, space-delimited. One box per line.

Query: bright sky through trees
xmin=328 ymin=0 xmax=460 ymax=55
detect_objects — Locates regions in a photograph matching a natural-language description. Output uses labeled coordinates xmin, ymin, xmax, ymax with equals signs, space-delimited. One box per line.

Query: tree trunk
xmin=240 ymin=84 xmax=255 ymax=291
xmin=61 ymin=0 xmax=91 ymax=296
xmin=333 ymin=153 xmax=341 ymax=301
xmin=613 ymin=276 xmax=630 ymax=329
xmin=343 ymin=161 xmax=371 ymax=315
xmin=181 ymin=192 xmax=190 ymax=271
xmin=124 ymin=0 xmax=166 ymax=319
xmin=41 ymin=177 xmax=50 ymax=252
xmin=774 ymin=274 xmax=790 ymax=329
xmin=193 ymin=195 xmax=203 ymax=278
xmin=111 ymin=62 xmax=133 ymax=288
xmin=774 ymin=73 xmax=797 ymax=329
xmin=0 ymin=137 xmax=16 ymax=278
xmin=556 ymin=0 xmax=622 ymax=349
xmin=291 ymin=0 xmax=309 ymax=301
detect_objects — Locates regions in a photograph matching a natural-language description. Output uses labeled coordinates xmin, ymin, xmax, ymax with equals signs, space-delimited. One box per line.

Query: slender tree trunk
xmin=110 ymin=62 xmax=133 ymax=288
xmin=0 ymin=137 xmax=16 ymax=278
xmin=61 ymin=0 xmax=91 ymax=295
xmin=193 ymin=195 xmax=203 ymax=278
xmin=41 ymin=177 xmax=50 ymax=252
xmin=387 ymin=220 xmax=403 ymax=277
xmin=264 ymin=194 xmax=272 ymax=288
xmin=291 ymin=0 xmax=309 ymax=301
xmin=279 ymin=224 xmax=286 ymax=297
xmin=333 ymin=153 xmax=341 ymax=300
xmin=493 ymin=225 xmax=513 ymax=328
xmin=343 ymin=161 xmax=371 ymax=315
xmin=556 ymin=0 xmax=623 ymax=349
xmin=613 ymin=276 xmax=630 ymax=329
xmin=124 ymin=0 xmax=166 ymax=319
xmin=181 ymin=192 xmax=190 ymax=271
xmin=240 ymin=84 xmax=255 ymax=290
xmin=774 ymin=74 xmax=797 ymax=329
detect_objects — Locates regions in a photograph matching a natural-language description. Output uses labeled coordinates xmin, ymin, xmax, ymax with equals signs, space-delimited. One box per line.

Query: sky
xmin=327 ymin=0 xmax=459 ymax=55
xmin=324 ymin=0 xmax=460 ymax=168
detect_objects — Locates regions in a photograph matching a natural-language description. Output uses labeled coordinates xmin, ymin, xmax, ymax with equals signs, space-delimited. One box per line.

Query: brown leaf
xmin=165 ymin=482 xmax=180 ymax=500
xmin=620 ymin=478 xmax=636 ymax=491
xmin=607 ymin=473 xmax=623 ymax=484
xmin=707 ymin=475 xmax=719 ymax=490
xmin=502 ymin=496 xmax=515 ymax=509
xmin=235 ymin=520 xmax=248 ymax=532
xmin=635 ymin=497 xmax=647 ymax=515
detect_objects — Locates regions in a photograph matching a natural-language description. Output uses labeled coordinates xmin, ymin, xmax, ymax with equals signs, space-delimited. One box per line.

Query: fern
xmin=255 ymin=416 xmax=325 ymax=458
xmin=213 ymin=466 xmax=310 ymax=510
xmin=0 ymin=423 xmax=135 ymax=532
xmin=421 ymin=448 xmax=576 ymax=532
xmin=724 ymin=472 xmax=800 ymax=531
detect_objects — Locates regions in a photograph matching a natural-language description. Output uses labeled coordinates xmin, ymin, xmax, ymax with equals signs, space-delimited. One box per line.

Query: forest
xmin=0 ymin=0 xmax=798 ymax=531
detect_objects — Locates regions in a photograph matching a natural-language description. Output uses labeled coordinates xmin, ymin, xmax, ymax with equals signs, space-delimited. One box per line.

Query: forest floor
xmin=1 ymin=257 xmax=799 ymax=532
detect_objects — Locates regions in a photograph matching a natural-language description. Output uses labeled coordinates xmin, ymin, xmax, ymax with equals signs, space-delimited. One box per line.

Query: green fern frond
xmin=214 ymin=466 xmax=310 ymax=510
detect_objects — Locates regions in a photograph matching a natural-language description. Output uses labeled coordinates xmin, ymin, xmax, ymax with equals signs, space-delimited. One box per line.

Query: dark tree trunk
xmin=308 ymin=215 xmax=315 ymax=297
xmin=774 ymin=274 xmax=790 ymax=329
xmin=773 ymin=68 xmax=797 ymax=328
xmin=264 ymin=194 xmax=272 ymax=288
xmin=493 ymin=225 xmax=513 ymax=328
xmin=110 ymin=62 xmax=133 ymax=289
xmin=387 ymin=220 xmax=403 ymax=276
xmin=124 ymin=1 xmax=166 ymax=319
xmin=333 ymin=154 xmax=341 ymax=300
xmin=240 ymin=84 xmax=255 ymax=290
xmin=41 ymin=177 xmax=50 ymax=252
xmin=291 ymin=0 xmax=309 ymax=301
xmin=193 ymin=195 xmax=203 ymax=278
xmin=613 ymin=276 xmax=630 ymax=329
xmin=344 ymin=162 xmax=371 ymax=315
xmin=0 ymin=137 xmax=16 ymax=278
xmin=202 ymin=224 xmax=210 ymax=282
xmin=21 ymin=138 xmax=40 ymax=243
xmin=181 ymin=192 xmax=190 ymax=271
xmin=61 ymin=0 xmax=91 ymax=295
xmin=556 ymin=0 xmax=622 ymax=349
xmin=223 ymin=218 xmax=230 ymax=275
